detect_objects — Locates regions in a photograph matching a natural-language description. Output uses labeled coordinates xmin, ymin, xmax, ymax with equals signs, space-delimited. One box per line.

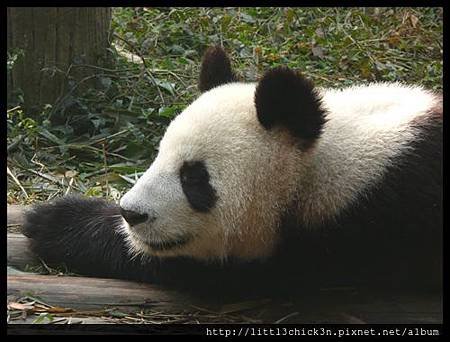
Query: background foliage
xmin=7 ymin=7 xmax=443 ymax=204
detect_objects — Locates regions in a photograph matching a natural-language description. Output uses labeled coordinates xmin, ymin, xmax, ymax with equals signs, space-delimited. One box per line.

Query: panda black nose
xmin=120 ymin=208 xmax=148 ymax=226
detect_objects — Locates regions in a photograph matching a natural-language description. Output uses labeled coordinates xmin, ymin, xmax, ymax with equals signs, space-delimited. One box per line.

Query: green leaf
xmin=38 ymin=128 xmax=65 ymax=145
xmin=33 ymin=313 xmax=54 ymax=324
xmin=153 ymin=79 xmax=176 ymax=95
xmin=158 ymin=106 xmax=178 ymax=118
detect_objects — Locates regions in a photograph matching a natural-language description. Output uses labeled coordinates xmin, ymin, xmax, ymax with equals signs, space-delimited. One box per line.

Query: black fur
xmin=198 ymin=46 xmax=237 ymax=92
xmin=255 ymin=67 xmax=327 ymax=146
xmin=180 ymin=160 xmax=217 ymax=212
xmin=21 ymin=196 xmax=155 ymax=282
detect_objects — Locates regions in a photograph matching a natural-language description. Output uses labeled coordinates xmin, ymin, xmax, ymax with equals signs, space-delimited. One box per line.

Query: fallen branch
xmin=7 ymin=273 xmax=197 ymax=312
xmin=7 ymin=234 xmax=37 ymax=270
xmin=7 ymin=205 xmax=28 ymax=226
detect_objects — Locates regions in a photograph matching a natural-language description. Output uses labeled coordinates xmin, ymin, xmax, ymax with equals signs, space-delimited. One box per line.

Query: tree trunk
xmin=7 ymin=7 xmax=112 ymax=112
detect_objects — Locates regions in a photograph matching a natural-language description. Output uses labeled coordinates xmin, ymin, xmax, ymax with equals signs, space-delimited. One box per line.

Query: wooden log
xmin=7 ymin=273 xmax=200 ymax=312
xmin=7 ymin=233 xmax=38 ymax=270
xmin=6 ymin=239 xmax=443 ymax=324
xmin=7 ymin=266 xmax=36 ymax=276
xmin=7 ymin=204 xmax=28 ymax=226
xmin=7 ymin=205 xmax=40 ymax=270
xmin=9 ymin=316 xmax=115 ymax=324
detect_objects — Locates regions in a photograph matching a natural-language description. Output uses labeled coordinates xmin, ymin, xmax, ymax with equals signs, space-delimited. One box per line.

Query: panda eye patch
xmin=180 ymin=162 xmax=208 ymax=183
xmin=180 ymin=161 xmax=217 ymax=212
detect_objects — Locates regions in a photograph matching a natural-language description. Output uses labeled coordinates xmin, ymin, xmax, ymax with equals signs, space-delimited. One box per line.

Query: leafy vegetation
xmin=7 ymin=7 xmax=443 ymax=204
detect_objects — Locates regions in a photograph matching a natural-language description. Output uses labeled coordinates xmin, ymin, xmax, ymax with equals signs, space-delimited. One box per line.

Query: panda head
xmin=120 ymin=46 xmax=327 ymax=261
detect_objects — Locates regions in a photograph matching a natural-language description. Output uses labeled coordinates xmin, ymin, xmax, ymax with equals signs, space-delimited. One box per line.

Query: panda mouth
xmin=143 ymin=235 xmax=192 ymax=251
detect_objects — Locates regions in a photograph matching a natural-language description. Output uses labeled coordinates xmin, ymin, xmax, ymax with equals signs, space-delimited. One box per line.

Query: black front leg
xmin=21 ymin=195 xmax=155 ymax=282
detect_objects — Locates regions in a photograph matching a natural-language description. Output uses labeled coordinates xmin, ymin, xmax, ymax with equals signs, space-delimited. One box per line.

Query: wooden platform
xmin=7 ymin=205 xmax=442 ymax=324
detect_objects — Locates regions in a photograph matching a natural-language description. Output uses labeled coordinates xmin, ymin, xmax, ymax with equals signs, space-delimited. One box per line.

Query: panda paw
xmin=21 ymin=195 xmax=119 ymax=263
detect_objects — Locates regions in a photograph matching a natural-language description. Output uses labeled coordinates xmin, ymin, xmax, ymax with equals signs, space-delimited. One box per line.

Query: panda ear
xmin=255 ymin=67 xmax=327 ymax=145
xmin=199 ymin=46 xmax=237 ymax=92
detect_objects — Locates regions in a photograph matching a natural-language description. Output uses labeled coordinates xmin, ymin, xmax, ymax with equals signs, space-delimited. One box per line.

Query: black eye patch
xmin=180 ymin=161 xmax=218 ymax=212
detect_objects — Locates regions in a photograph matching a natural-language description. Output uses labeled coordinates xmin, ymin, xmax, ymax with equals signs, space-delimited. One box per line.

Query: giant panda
xmin=22 ymin=46 xmax=442 ymax=297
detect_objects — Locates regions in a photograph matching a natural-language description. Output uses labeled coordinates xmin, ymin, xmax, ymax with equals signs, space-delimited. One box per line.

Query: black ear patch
xmin=199 ymin=46 xmax=237 ymax=92
xmin=255 ymin=67 xmax=327 ymax=145
xmin=180 ymin=161 xmax=218 ymax=213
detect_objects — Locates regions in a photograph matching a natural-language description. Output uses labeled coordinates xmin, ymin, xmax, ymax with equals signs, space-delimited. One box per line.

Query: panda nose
xmin=120 ymin=208 xmax=148 ymax=226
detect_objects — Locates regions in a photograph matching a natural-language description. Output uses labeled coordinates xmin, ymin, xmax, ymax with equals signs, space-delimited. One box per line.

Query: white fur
xmin=298 ymin=83 xmax=438 ymax=225
xmin=120 ymin=81 xmax=439 ymax=261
